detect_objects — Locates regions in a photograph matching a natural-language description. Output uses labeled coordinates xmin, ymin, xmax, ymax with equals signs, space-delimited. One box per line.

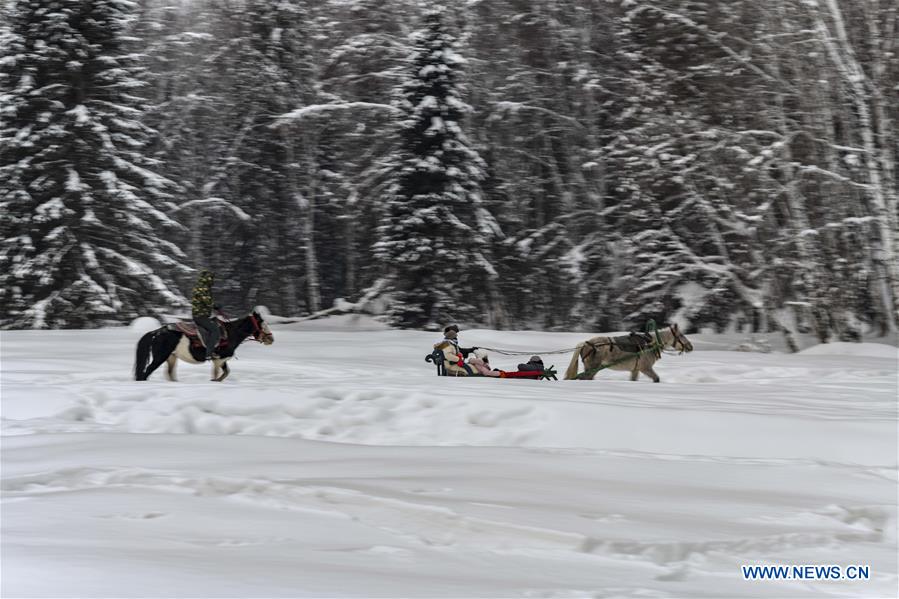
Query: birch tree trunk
xmin=281 ymin=129 xmax=302 ymax=314
xmin=770 ymin=2 xmax=828 ymax=340
xmin=813 ymin=0 xmax=898 ymax=332
xmin=344 ymin=191 xmax=358 ymax=299
xmin=301 ymin=130 xmax=322 ymax=314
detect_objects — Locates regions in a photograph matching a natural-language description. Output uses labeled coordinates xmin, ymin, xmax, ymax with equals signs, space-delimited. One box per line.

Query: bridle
xmin=667 ymin=325 xmax=689 ymax=354
xmin=248 ymin=313 xmax=273 ymax=344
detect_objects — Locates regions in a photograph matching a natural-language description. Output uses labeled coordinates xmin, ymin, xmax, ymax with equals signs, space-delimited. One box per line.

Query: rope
xmin=477 ymin=346 xmax=580 ymax=356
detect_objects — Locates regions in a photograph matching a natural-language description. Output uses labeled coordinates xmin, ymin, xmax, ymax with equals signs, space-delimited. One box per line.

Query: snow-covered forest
xmin=1 ymin=0 xmax=897 ymax=339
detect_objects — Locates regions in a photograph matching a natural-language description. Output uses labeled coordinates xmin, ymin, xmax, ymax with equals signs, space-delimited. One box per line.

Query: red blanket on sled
xmin=497 ymin=370 xmax=543 ymax=379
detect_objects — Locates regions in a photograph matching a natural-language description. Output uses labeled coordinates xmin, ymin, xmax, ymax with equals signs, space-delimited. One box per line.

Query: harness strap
xmin=582 ymin=339 xmax=614 ymax=359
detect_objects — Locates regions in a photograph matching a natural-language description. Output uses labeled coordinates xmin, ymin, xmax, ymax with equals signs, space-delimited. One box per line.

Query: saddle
xmin=169 ymin=320 xmax=228 ymax=350
xmin=610 ymin=332 xmax=654 ymax=354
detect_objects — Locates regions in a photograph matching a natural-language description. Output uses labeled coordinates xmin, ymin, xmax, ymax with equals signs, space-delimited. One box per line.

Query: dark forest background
xmin=1 ymin=0 xmax=896 ymax=345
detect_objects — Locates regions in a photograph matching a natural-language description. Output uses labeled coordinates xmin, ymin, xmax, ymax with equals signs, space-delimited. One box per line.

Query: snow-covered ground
xmin=2 ymin=319 xmax=897 ymax=598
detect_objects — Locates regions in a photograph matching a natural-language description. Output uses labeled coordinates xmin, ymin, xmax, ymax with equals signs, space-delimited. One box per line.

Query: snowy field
xmin=1 ymin=318 xmax=897 ymax=598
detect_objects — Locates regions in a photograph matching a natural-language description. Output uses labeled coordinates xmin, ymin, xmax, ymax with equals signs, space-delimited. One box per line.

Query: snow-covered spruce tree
xmin=0 ymin=0 xmax=189 ymax=329
xmin=375 ymin=9 xmax=497 ymax=329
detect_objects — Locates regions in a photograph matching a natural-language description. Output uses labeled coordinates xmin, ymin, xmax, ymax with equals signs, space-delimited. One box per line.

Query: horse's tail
xmin=134 ymin=330 xmax=155 ymax=381
xmin=564 ymin=343 xmax=584 ymax=380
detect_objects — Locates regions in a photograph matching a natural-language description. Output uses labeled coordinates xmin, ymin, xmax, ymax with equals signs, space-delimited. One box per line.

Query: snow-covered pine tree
xmin=375 ymin=9 xmax=496 ymax=329
xmin=0 ymin=0 xmax=189 ymax=329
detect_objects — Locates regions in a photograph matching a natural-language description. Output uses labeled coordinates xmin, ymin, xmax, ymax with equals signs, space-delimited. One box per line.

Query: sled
xmin=425 ymin=349 xmax=557 ymax=380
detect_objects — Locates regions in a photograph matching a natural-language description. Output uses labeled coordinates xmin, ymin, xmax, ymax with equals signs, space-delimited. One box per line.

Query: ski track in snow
xmin=1 ymin=326 xmax=897 ymax=597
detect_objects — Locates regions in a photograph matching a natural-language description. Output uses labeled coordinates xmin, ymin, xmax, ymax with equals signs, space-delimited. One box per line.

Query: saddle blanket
xmin=171 ymin=321 xmax=200 ymax=336
xmin=168 ymin=321 xmax=227 ymax=348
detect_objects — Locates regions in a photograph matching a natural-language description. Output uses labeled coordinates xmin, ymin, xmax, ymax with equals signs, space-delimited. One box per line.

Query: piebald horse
xmin=134 ymin=311 xmax=273 ymax=382
xmin=563 ymin=323 xmax=693 ymax=382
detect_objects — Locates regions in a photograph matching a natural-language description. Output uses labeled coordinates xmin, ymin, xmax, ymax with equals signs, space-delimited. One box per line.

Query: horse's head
xmin=668 ymin=323 xmax=693 ymax=353
xmin=249 ymin=311 xmax=274 ymax=345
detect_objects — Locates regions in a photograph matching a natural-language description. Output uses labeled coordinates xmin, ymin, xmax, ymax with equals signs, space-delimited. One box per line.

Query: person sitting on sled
xmin=468 ymin=348 xmax=501 ymax=377
xmin=191 ymin=269 xmax=223 ymax=361
xmin=434 ymin=324 xmax=477 ymax=376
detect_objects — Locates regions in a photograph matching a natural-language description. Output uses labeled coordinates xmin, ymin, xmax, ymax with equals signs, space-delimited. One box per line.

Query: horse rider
xmin=191 ymin=269 xmax=222 ymax=361
xmin=433 ymin=324 xmax=477 ymax=376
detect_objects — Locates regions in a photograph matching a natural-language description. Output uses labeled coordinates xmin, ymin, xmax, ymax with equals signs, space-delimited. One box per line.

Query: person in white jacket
xmin=433 ymin=324 xmax=476 ymax=376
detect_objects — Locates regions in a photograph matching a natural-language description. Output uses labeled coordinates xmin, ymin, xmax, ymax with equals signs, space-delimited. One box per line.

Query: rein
xmin=477 ymin=346 xmax=580 ymax=356
xmin=665 ymin=323 xmax=689 ymax=355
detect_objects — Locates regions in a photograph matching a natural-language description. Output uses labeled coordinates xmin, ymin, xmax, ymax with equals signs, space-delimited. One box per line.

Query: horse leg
xmin=144 ymin=349 xmax=169 ymax=381
xmin=641 ymin=364 xmax=661 ymax=383
xmin=213 ymin=359 xmax=230 ymax=382
xmin=166 ymin=354 xmax=178 ymax=382
xmin=144 ymin=332 xmax=180 ymax=381
xmin=211 ymin=360 xmax=220 ymax=381
xmin=582 ymin=347 xmax=605 ymax=380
